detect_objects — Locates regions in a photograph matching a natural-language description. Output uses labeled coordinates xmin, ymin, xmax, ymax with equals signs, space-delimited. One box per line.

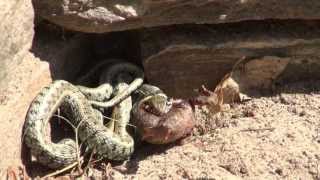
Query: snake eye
xmin=166 ymin=100 xmax=172 ymax=107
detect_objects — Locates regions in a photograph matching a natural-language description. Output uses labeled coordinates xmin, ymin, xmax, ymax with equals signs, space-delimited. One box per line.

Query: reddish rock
xmin=33 ymin=0 xmax=320 ymax=33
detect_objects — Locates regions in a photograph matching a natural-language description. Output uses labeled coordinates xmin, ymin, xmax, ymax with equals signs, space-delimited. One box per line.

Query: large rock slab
xmin=0 ymin=0 xmax=35 ymax=170
xmin=0 ymin=53 xmax=51 ymax=171
xmin=141 ymin=21 xmax=320 ymax=98
xmin=33 ymin=0 xmax=320 ymax=33
xmin=0 ymin=20 xmax=98 ymax=172
xmin=0 ymin=0 xmax=34 ymax=92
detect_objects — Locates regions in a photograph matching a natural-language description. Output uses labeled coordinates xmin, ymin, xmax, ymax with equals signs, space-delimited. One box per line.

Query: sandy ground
xmin=100 ymin=80 xmax=319 ymax=180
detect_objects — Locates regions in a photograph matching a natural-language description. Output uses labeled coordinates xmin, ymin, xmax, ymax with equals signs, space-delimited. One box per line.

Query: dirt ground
xmin=103 ymin=80 xmax=320 ymax=180
xmin=3 ymin=80 xmax=318 ymax=179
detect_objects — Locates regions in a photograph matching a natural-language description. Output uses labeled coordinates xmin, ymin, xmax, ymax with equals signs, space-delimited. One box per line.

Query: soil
xmin=107 ymin=80 xmax=320 ymax=180
xmin=3 ymin=79 xmax=320 ymax=179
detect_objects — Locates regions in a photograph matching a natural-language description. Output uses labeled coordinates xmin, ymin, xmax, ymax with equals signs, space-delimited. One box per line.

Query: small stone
xmin=299 ymin=110 xmax=307 ymax=116
xmin=275 ymin=168 xmax=283 ymax=176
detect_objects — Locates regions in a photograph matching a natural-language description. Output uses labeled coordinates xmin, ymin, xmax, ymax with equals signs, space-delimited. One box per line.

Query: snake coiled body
xmin=23 ymin=62 xmax=141 ymax=168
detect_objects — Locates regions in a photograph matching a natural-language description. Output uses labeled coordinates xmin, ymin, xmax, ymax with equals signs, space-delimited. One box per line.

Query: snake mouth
xmin=138 ymin=94 xmax=172 ymax=117
xmin=141 ymin=103 xmax=164 ymax=116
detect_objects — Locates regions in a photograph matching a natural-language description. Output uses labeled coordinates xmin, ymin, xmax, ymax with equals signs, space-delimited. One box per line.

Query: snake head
xmin=141 ymin=93 xmax=172 ymax=116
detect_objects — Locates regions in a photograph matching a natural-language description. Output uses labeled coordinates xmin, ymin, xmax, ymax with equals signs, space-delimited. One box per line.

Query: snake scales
xmin=23 ymin=61 xmax=163 ymax=169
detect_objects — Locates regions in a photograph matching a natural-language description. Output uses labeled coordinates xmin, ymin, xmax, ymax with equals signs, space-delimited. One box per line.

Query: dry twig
xmin=42 ymin=160 xmax=81 ymax=179
xmin=240 ymin=127 xmax=275 ymax=132
xmin=42 ymin=114 xmax=87 ymax=179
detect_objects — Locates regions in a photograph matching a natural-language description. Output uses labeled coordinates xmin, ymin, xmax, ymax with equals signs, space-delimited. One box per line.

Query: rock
xmin=0 ymin=0 xmax=35 ymax=170
xmin=30 ymin=23 xmax=96 ymax=82
xmin=141 ymin=21 xmax=320 ymax=98
xmin=0 ymin=0 xmax=34 ymax=92
xmin=0 ymin=18 xmax=101 ymax=172
xmin=33 ymin=0 xmax=320 ymax=33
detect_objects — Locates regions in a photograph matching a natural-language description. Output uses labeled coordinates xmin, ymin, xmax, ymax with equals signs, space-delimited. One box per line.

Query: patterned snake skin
xmin=23 ymin=62 xmax=143 ymax=169
xmin=132 ymin=84 xmax=172 ymax=116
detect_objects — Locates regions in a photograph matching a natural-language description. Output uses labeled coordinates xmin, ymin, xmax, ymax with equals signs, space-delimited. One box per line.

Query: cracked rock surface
xmin=34 ymin=0 xmax=320 ymax=33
